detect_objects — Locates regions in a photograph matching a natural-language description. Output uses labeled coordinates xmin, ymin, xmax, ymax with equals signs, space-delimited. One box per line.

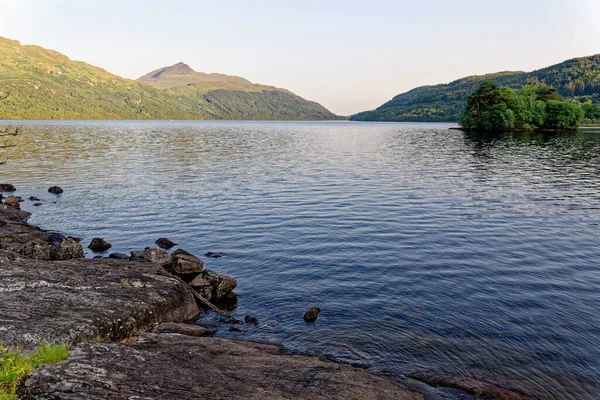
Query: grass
xmin=0 ymin=343 xmax=69 ymax=400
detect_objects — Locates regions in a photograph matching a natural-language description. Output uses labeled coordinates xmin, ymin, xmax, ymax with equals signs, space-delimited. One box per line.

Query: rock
xmin=205 ymin=251 xmax=226 ymax=258
xmin=188 ymin=270 xmax=237 ymax=305
xmin=48 ymin=186 xmax=64 ymax=194
xmin=188 ymin=270 xmax=219 ymax=301
xmin=304 ymin=307 xmax=321 ymax=323
xmin=54 ymin=237 xmax=85 ymax=260
xmin=245 ymin=315 xmax=259 ymax=325
xmin=88 ymin=237 xmax=112 ymax=252
xmin=20 ymin=334 xmax=420 ymax=400
xmin=108 ymin=252 xmax=129 ymax=260
xmin=19 ymin=239 xmax=53 ymax=260
xmin=150 ymin=322 xmax=216 ymax=337
xmin=0 ymin=184 xmax=16 ymax=192
xmin=130 ymin=247 xmax=171 ymax=264
xmin=17 ymin=237 xmax=83 ymax=261
xmin=3 ymin=196 xmax=21 ymax=209
xmin=29 ymin=196 xmax=40 ymax=201
xmin=164 ymin=249 xmax=204 ymax=275
xmin=216 ymin=275 xmax=237 ymax=300
xmin=33 ymin=202 xmax=42 ymax=207
xmin=155 ymin=237 xmax=177 ymax=249
xmin=0 ymin=255 xmax=200 ymax=352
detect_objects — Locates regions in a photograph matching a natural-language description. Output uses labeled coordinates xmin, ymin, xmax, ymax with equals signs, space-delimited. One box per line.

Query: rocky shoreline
xmin=0 ymin=197 xmax=425 ymax=399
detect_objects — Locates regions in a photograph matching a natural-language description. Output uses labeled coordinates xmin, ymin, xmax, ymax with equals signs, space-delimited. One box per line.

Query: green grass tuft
xmin=0 ymin=343 xmax=69 ymax=399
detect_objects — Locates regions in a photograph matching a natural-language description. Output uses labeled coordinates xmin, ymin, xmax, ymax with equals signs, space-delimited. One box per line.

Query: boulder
xmin=19 ymin=239 xmax=53 ymax=260
xmin=155 ymin=237 xmax=177 ymax=250
xmin=33 ymin=203 xmax=42 ymax=207
xmin=304 ymin=307 xmax=321 ymax=323
xmin=150 ymin=322 xmax=216 ymax=337
xmin=216 ymin=275 xmax=237 ymax=300
xmin=130 ymin=247 xmax=171 ymax=265
xmin=48 ymin=186 xmax=64 ymax=194
xmin=245 ymin=315 xmax=259 ymax=325
xmin=0 ymin=184 xmax=16 ymax=192
xmin=88 ymin=238 xmax=112 ymax=252
xmin=188 ymin=270 xmax=219 ymax=301
xmin=18 ymin=237 xmax=84 ymax=261
xmin=164 ymin=249 xmax=204 ymax=275
xmin=29 ymin=196 xmax=40 ymax=201
xmin=54 ymin=237 xmax=85 ymax=260
xmin=4 ymin=196 xmax=21 ymax=209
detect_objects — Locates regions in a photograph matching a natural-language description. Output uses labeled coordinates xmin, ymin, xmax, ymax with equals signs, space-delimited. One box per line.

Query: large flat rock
xmin=20 ymin=333 xmax=423 ymax=400
xmin=0 ymin=251 xmax=200 ymax=351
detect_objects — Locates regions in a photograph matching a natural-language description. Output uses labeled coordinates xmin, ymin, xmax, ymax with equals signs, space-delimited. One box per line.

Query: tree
xmin=460 ymin=81 xmax=584 ymax=131
xmin=0 ymin=94 xmax=20 ymax=164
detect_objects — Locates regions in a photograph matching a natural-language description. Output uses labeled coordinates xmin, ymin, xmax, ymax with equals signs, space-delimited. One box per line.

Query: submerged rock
xmin=130 ymin=247 xmax=171 ymax=264
xmin=29 ymin=196 xmax=40 ymax=201
xmin=155 ymin=237 xmax=177 ymax=250
xmin=245 ymin=315 xmax=259 ymax=325
xmin=88 ymin=238 xmax=112 ymax=252
xmin=48 ymin=186 xmax=64 ymax=194
xmin=33 ymin=202 xmax=42 ymax=207
xmin=0 ymin=184 xmax=16 ymax=192
xmin=205 ymin=251 xmax=226 ymax=258
xmin=304 ymin=307 xmax=321 ymax=323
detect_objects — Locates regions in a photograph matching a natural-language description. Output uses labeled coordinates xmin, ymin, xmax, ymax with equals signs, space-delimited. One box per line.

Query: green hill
xmin=351 ymin=55 xmax=600 ymax=122
xmin=0 ymin=37 xmax=339 ymax=120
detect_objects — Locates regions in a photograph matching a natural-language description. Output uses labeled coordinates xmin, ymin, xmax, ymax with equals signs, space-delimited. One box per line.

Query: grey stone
xmin=88 ymin=238 xmax=112 ymax=252
xmin=130 ymin=247 xmax=171 ymax=265
xmin=155 ymin=237 xmax=176 ymax=249
xmin=0 ymin=183 xmax=16 ymax=192
xmin=164 ymin=249 xmax=204 ymax=275
xmin=20 ymin=334 xmax=422 ymax=400
xmin=304 ymin=307 xmax=321 ymax=323
xmin=108 ymin=252 xmax=129 ymax=260
xmin=48 ymin=186 xmax=64 ymax=194
xmin=150 ymin=322 xmax=216 ymax=337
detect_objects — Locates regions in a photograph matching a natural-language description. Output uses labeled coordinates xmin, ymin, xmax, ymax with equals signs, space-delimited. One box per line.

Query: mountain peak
xmin=143 ymin=62 xmax=195 ymax=80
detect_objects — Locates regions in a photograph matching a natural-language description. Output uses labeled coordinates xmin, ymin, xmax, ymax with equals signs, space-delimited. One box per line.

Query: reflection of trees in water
xmin=463 ymin=129 xmax=600 ymax=163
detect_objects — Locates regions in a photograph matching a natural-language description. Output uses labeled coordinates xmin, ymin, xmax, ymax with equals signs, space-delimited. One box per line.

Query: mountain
xmin=137 ymin=62 xmax=251 ymax=89
xmin=351 ymin=55 xmax=600 ymax=122
xmin=0 ymin=37 xmax=338 ymax=120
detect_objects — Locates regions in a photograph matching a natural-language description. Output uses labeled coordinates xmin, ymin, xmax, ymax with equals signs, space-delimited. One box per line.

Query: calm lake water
xmin=1 ymin=121 xmax=599 ymax=399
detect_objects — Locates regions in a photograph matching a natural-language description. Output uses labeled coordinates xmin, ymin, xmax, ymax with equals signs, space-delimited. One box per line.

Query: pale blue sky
xmin=1 ymin=0 xmax=599 ymax=115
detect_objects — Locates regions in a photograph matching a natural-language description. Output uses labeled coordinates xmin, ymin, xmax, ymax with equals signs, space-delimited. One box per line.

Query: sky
xmin=0 ymin=0 xmax=599 ymax=116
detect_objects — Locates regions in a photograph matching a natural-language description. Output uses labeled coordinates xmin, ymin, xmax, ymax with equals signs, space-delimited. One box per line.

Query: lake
xmin=1 ymin=121 xmax=599 ymax=399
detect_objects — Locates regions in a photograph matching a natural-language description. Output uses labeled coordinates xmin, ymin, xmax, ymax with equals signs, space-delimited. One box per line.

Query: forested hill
xmin=351 ymin=55 xmax=600 ymax=122
xmin=0 ymin=37 xmax=339 ymax=120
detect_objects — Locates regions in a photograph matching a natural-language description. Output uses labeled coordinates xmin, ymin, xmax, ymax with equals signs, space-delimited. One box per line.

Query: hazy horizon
xmin=1 ymin=0 xmax=599 ymax=115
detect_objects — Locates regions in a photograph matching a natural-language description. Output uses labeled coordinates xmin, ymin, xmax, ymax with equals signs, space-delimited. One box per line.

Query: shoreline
xmin=0 ymin=191 xmax=540 ymax=400
xmin=0 ymin=199 xmax=424 ymax=399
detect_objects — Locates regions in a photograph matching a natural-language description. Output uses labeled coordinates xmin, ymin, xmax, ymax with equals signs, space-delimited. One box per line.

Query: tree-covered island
xmin=459 ymin=81 xmax=595 ymax=131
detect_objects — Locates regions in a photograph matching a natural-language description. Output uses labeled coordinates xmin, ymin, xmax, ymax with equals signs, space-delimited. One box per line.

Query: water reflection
xmin=1 ymin=121 xmax=599 ymax=400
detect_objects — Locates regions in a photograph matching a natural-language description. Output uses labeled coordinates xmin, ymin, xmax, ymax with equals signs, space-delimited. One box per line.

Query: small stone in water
xmin=303 ymin=307 xmax=321 ymax=323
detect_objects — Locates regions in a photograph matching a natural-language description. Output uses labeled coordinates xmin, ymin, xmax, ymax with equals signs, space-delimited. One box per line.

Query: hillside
xmin=351 ymin=55 xmax=600 ymax=122
xmin=0 ymin=37 xmax=338 ymax=120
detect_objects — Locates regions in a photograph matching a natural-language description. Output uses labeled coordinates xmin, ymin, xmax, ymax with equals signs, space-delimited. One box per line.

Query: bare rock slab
xmin=20 ymin=333 xmax=422 ymax=400
xmin=0 ymin=253 xmax=200 ymax=351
